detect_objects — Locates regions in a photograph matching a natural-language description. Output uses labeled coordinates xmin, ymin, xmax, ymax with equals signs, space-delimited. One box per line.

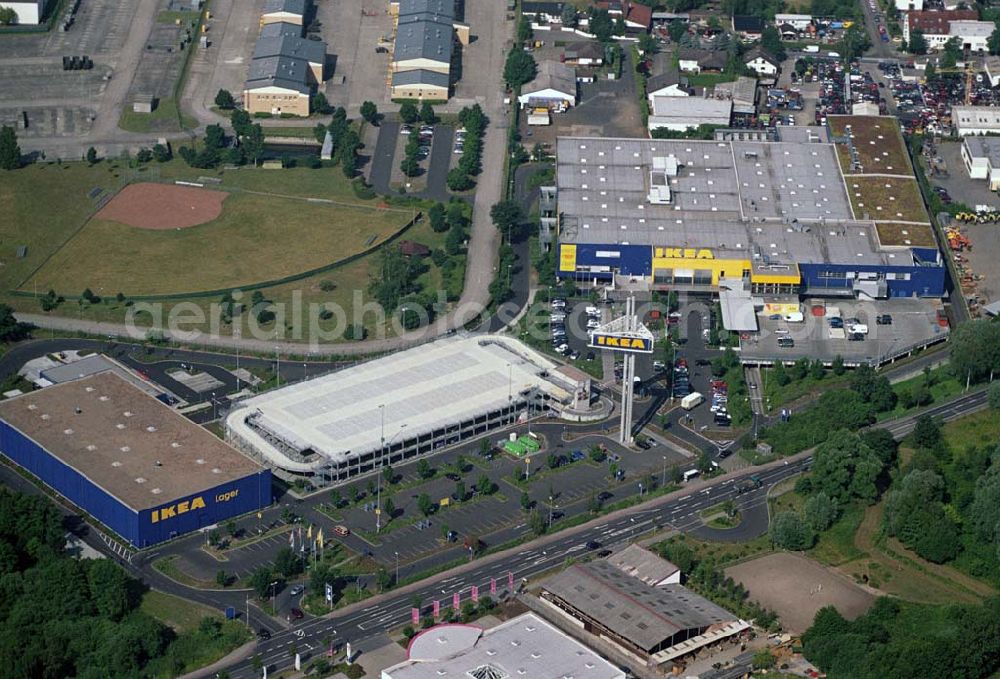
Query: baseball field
xmin=24 ymin=181 xmax=414 ymax=297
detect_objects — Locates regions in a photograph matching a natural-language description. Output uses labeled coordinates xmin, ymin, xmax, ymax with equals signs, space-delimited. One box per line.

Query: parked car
xmin=289 ymin=608 xmax=304 ymax=620
xmin=289 ymin=585 xmax=304 ymax=596
xmin=876 ymin=314 xmax=892 ymax=325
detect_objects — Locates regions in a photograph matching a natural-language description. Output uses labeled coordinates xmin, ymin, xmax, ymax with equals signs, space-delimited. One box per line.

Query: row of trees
xmin=446 ymin=104 xmax=487 ymax=192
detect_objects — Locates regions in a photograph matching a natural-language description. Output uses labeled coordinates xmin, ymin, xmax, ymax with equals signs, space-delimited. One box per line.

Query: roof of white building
xmin=226 ymin=335 xmax=572 ymax=470
xmin=383 ymin=613 xmax=626 ymax=679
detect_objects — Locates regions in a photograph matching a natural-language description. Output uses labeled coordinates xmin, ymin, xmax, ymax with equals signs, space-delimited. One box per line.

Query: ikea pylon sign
xmin=589 ymin=333 xmax=654 ymax=354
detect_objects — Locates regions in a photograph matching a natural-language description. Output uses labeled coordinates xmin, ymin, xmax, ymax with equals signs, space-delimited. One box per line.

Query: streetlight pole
xmin=275 ymin=346 xmax=280 ymax=387
xmin=661 ymin=455 xmax=666 ymax=487
xmin=395 ymin=551 xmax=399 ymax=585
xmin=377 ymin=405 xmax=385 ymax=533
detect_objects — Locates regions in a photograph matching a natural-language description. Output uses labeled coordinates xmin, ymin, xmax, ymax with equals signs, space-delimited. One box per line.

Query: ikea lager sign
xmin=150 ymin=489 xmax=239 ymax=523
xmin=590 ymin=333 xmax=653 ymax=354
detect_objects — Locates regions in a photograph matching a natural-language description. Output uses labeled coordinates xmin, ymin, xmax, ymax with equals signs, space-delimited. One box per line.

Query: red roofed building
xmin=596 ymin=0 xmax=652 ymax=30
xmin=903 ymin=9 xmax=976 ymax=44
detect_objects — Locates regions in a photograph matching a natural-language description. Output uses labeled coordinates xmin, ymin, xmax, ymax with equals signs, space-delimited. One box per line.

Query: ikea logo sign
xmin=590 ymin=334 xmax=653 ymax=353
xmin=655 ymin=247 xmax=714 ymax=260
xmin=150 ymin=489 xmax=239 ymax=523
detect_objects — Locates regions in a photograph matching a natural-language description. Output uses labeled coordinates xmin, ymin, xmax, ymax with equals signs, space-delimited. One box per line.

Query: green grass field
xmin=27 ymin=192 xmax=413 ymax=296
xmin=140 ymin=589 xmax=221 ymax=633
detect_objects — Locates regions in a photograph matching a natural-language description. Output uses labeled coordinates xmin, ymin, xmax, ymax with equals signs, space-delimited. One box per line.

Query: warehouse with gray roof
xmin=538 ymin=560 xmax=749 ymax=667
xmin=388 ymin=0 xmax=468 ymax=99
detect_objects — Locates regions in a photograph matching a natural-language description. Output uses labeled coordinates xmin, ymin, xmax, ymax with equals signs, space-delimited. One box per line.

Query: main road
xmin=217 ymin=385 xmax=988 ymax=676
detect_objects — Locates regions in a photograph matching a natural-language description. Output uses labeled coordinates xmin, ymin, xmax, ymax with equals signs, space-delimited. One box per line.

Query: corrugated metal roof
xmin=253 ymin=35 xmax=326 ymax=65
xmin=392 ymin=68 xmax=450 ymax=88
xmin=263 ymin=0 xmax=307 ymax=16
xmin=245 ymin=55 xmax=311 ymax=94
xmin=394 ymin=16 xmax=454 ymax=63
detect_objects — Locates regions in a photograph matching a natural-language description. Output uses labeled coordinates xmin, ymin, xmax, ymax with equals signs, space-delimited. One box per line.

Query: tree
xmin=382 ymin=496 xmax=395 ymax=519
xmin=417 ymin=459 xmax=433 ymax=479
xmin=417 ymin=493 xmax=434 ymax=516
xmin=250 ymin=566 xmax=274 ymax=599
xmin=911 ymin=415 xmax=942 ymax=450
xmin=590 ymin=8 xmax=613 ymax=42
xmin=152 ymin=143 xmax=172 ymax=162
xmin=810 ymin=359 xmax=826 ymax=381
xmin=803 ymin=492 xmax=838 ymax=532
xmin=399 ymin=102 xmax=419 ymax=124
xmin=419 ymin=102 xmax=436 ymax=124
xmin=329 ymin=488 xmax=343 ymax=508
xmin=546 ymin=453 xmax=560 ymax=469
xmin=241 ymin=123 xmax=264 ymax=166
xmin=761 ymin=25 xmax=786 ymax=61
xmin=446 ymin=167 xmax=474 ymax=191
xmin=274 ymin=546 xmax=302 ymax=577
xmin=311 ymin=91 xmax=332 ymax=114
xmin=528 ymin=510 xmax=547 ymax=535
xmin=360 ymin=100 xmax=379 ymax=125
xmin=517 ymin=14 xmax=533 ymax=43
xmin=214 ymin=88 xmax=236 ymax=109
xmin=697 ymin=449 xmax=714 ymax=473
xmin=771 ymin=510 xmax=815 ymax=550
xmin=476 ymin=474 xmax=494 ymax=495
xmin=520 ymin=491 xmax=532 ymax=512
xmin=810 ymin=430 xmax=885 ymax=505
xmin=86 ymin=146 xmax=98 ymax=164
xmin=638 ymin=32 xmax=658 ymax=55
xmin=216 ymin=569 xmax=228 ymax=587
xmin=136 ymin=147 xmax=153 ymax=164
xmin=942 ymin=36 xmax=961 ymax=69
xmin=924 ymin=61 xmax=936 ymax=80
xmin=772 ymin=361 xmax=790 ymax=386
xmin=659 ymin=539 xmax=695 ymax=574
xmin=839 ymin=23 xmax=871 ymax=61
xmin=908 ymin=29 xmax=928 ymax=54
xmin=0 ymin=125 xmax=21 ymax=170
xmin=503 ymin=49 xmax=537 ymax=88
xmin=86 ymin=559 xmax=136 ymax=621
xmin=0 ymin=7 xmax=16 ymax=24
xmin=490 ymin=200 xmax=524 ymax=241
xmin=560 ymin=4 xmax=577 ymax=27
xmin=454 ymin=480 xmax=465 ymax=501
xmin=989 ymin=26 xmax=1000 ymax=55
xmin=429 ymin=202 xmax=448 ymax=232
xmin=832 ymin=355 xmax=846 ymax=376
xmin=589 ymin=445 xmax=607 ymax=463
xmin=670 ymin=464 xmax=683 ymax=485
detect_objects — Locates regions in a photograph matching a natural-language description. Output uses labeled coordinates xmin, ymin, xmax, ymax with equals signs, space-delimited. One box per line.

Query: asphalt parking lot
xmin=319 ymin=0 xmax=394 ymax=114
xmin=742 ymin=297 xmax=948 ymax=366
xmin=933 ymin=141 xmax=1000 ymax=210
xmin=0 ymin=0 xmax=134 ymax=59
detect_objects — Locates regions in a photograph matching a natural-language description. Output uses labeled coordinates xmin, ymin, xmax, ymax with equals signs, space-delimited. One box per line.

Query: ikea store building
xmin=553 ymin=128 xmax=945 ymax=300
xmin=0 ymin=372 xmax=271 ymax=548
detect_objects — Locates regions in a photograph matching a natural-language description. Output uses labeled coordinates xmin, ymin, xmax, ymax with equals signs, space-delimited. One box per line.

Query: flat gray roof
xmin=555 ymin=135 xmax=895 ymax=265
xmin=383 ymin=613 xmax=625 ymax=679
xmin=0 ymin=372 xmax=263 ymax=511
xmin=253 ymin=35 xmax=325 ymax=65
xmin=542 ymin=561 xmax=737 ymax=652
xmin=394 ymin=17 xmax=453 ymax=64
xmin=245 ymin=55 xmax=311 ymax=94
xmin=226 ymin=335 xmax=573 ymax=470
xmin=963 ymin=135 xmax=1000 ymax=164
xmin=392 ymin=68 xmax=450 ymax=87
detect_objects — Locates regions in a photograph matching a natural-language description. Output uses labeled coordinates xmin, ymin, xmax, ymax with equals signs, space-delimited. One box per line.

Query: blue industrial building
xmin=0 ymin=372 xmax=271 ymax=548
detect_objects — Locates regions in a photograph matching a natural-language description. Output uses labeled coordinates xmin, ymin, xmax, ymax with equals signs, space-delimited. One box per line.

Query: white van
xmin=682 ymin=469 xmax=700 ymax=482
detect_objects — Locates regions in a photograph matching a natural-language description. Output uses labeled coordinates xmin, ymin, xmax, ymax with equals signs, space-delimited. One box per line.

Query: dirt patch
xmin=96 ymin=182 xmax=228 ymax=230
xmin=725 ymin=552 xmax=875 ymax=633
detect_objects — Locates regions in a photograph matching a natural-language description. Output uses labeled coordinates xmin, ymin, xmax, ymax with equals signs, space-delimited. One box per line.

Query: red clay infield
xmin=96 ymin=182 xmax=229 ymax=230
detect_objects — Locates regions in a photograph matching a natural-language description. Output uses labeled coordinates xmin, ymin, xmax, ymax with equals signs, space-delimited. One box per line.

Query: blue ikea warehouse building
xmin=0 ymin=371 xmax=271 ymax=548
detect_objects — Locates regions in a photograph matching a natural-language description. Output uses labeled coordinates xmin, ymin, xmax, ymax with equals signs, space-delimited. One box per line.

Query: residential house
xmin=777 ymin=23 xmax=799 ymax=39
xmin=677 ymin=47 xmax=727 ymax=73
xmin=562 ymin=41 xmax=605 ymax=65
xmin=597 ymin=0 xmax=653 ymax=31
xmin=732 ymin=14 xmax=764 ymax=39
xmin=517 ymin=60 xmax=577 ymax=110
xmin=744 ymin=47 xmax=779 ymax=78
xmin=646 ymin=67 xmax=690 ymax=99
xmin=522 ymin=0 xmax=566 ymax=23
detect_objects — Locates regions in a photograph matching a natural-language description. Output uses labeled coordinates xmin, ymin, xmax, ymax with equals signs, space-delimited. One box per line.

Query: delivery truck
xmin=681 ymin=392 xmax=704 ymax=410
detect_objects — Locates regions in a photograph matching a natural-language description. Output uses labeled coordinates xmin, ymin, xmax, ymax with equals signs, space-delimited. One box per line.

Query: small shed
xmin=398 ymin=240 xmax=431 ymax=257
xmin=132 ymin=94 xmax=156 ymax=113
